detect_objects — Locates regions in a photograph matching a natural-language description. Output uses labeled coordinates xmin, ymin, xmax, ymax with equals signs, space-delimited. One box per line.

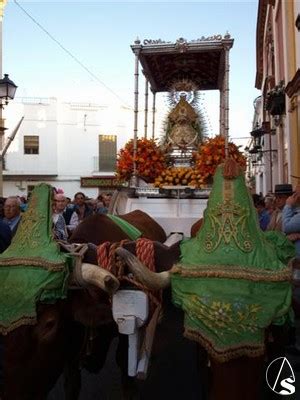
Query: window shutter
xmin=24 ymin=136 xmax=39 ymax=154
xmin=99 ymin=135 xmax=117 ymax=172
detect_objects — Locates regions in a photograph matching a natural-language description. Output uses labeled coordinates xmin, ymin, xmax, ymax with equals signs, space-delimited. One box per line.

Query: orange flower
xmin=116 ymin=138 xmax=166 ymax=182
xmin=193 ymin=135 xmax=246 ymax=183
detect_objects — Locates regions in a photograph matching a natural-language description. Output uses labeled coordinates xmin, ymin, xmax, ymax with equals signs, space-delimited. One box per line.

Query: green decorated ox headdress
xmin=0 ymin=184 xmax=71 ymax=334
xmin=172 ymin=160 xmax=295 ymax=362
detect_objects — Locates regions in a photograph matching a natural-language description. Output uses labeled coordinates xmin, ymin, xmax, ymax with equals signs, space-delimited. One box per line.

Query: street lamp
xmin=0 ymin=73 xmax=18 ymax=196
xmin=0 ymin=73 xmax=17 ymax=107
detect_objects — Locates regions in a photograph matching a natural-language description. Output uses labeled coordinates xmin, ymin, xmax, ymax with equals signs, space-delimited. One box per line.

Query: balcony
xmin=265 ymin=83 xmax=286 ymax=116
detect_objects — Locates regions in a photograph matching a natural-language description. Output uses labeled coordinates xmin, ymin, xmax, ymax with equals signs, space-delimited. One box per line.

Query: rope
xmin=96 ymin=239 xmax=161 ymax=311
xmin=136 ymin=238 xmax=155 ymax=272
xmin=97 ymin=240 xmax=129 ymax=277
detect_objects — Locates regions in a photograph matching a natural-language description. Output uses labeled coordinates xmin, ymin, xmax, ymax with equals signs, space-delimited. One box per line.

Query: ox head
xmin=115 ymin=247 xmax=171 ymax=290
xmin=72 ymin=261 xmax=119 ymax=294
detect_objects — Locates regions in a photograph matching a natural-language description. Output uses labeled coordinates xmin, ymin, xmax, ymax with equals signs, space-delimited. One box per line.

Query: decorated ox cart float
xmin=111 ymin=35 xmax=246 ymax=238
xmin=107 ymin=36 xmax=295 ymax=398
xmin=0 ymin=36 xmax=295 ymax=400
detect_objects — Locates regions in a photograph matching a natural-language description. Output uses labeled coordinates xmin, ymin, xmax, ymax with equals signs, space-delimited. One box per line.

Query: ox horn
xmin=115 ymin=247 xmax=171 ymax=290
xmin=72 ymin=263 xmax=120 ymax=294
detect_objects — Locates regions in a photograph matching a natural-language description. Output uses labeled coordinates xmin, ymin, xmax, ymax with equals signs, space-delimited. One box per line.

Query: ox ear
xmin=34 ymin=307 xmax=61 ymax=343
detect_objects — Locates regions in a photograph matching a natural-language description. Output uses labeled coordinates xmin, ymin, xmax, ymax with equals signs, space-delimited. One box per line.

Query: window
xmin=24 ymin=136 xmax=39 ymax=154
xmin=99 ymin=135 xmax=117 ymax=172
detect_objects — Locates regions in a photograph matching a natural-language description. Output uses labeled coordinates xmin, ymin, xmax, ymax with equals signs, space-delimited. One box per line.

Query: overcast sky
xmin=3 ymin=0 xmax=260 ymax=146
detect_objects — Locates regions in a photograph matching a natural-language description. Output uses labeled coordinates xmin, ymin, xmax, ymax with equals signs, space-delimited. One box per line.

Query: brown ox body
xmin=69 ymin=210 xmax=167 ymax=245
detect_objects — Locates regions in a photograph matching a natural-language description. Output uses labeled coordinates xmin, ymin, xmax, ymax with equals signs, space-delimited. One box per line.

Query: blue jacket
xmin=258 ymin=209 xmax=271 ymax=231
xmin=282 ymin=204 xmax=300 ymax=258
xmin=0 ymin=219 xmax=11 ymax=253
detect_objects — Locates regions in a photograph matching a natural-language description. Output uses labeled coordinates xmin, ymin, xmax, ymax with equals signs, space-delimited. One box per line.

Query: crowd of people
xmin=1 ymin=183 xmax=300 ymax=254
xmin=0 ymin=190 xmax=113 ymax=252
xmin=252 ymin=184 xmax=300 ymax=261
xmin=253 ymin=183 xmax=300 ymax=356
xmin=51 ymin=191 xmax=111 ymax=241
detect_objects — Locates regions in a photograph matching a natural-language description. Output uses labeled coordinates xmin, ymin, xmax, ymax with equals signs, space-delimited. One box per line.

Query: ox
xmin=1 ymin=210 xmax=174 ymax=400
xmin=115 ymin=247 xmax=292 ymax=400
xmin=69 ymin=209 xmax=167 ymax=245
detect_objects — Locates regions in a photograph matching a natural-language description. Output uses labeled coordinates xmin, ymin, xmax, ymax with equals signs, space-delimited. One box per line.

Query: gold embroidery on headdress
xmin=204 ymin=178 xmax=253 ymax=253
xmin=13 ymin=193 xmax=46 ymax=250
xmin=204 ymin=200 xmax=253 ymax=253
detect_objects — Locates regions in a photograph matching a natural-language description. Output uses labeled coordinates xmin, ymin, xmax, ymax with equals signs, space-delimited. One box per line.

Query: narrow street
xmin=48 ymin=295 xmax=205 ymax=400
xmin=48 ymin=301 xmax=300 ymax=400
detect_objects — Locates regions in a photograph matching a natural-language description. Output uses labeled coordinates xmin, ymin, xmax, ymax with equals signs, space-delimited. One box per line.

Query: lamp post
xmin=0 ymin=74 xmax=17 ymax=106
xmin=249 ymin=122 xmax=277 ymax=193
xmin=0 ymin=73 xmax=18 ymax=196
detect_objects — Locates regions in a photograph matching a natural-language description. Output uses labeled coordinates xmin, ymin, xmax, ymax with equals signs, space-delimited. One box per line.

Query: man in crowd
xmin=267 ymin=184 xmax=293 ymax=231
xmin=2 ymin=196 xmax=22 ymax=237
xmin=282 ymin=186 xmax=300 ymax=257
xmin=52 ymin=193 xmax=68 ymax=241
xmin=253 ymin=197 xmax=270 ymax=231
xmin=96 ymin=193 xmax=111 ymax=214
xmin=54 ymin=193 xmax=67 ymax=214
xmin=280 ymin=185 xmax=300 ymax=367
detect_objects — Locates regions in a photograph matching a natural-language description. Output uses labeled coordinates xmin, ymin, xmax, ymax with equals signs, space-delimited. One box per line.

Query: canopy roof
xmin=131 ymin=35 xmax=234 ymax=93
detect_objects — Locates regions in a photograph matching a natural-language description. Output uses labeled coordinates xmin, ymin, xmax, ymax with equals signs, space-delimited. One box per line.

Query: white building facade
xmin=3 ymin=97 xmax=133 ymax=198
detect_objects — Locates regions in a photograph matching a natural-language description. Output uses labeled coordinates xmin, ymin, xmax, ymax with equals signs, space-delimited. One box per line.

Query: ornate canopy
xmin=131 ymin=36 xmax=234 ymax=93
xmin=130 ymin=35 xmax=234 ymax=185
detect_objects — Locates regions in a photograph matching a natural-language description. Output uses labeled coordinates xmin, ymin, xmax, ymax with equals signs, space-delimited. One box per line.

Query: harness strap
xmin=57 ymin=241 xmax=89 ymax=287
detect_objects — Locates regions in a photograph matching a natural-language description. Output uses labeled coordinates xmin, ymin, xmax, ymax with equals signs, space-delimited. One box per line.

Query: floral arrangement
xmin=193 ymin=135 xmax=246 ymax=183
xmin=116 ymin=135 xmax=246 ymax=187
xmin=116 ymin=138 xmax=166 ymax=182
